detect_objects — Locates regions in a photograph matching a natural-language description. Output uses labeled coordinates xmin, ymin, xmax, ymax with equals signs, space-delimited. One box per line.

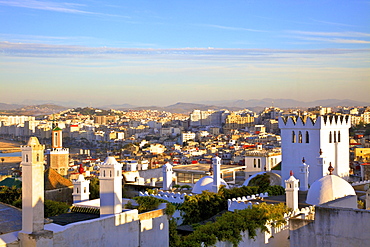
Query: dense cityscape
xmin=0 ymin=103 xmax=370 ymax=246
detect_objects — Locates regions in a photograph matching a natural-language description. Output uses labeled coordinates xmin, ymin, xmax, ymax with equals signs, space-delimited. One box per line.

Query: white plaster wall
xmin=290 ymin=205 xmax=370 ymax=247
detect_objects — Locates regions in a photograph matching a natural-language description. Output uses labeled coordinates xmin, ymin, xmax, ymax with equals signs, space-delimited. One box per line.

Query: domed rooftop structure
xmin=242 ymin=171 xmax=282 ymax=187
xmin=192 ymin=176 xmax=229 ymax=194
xmin=306 ymin=175 xmax=355 ymax=205
xmin=102 ymin=156 xmax=120 ymax=166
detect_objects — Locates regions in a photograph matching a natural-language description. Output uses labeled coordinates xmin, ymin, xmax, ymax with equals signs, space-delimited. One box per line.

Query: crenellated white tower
xmin=285 ymin=170 xmax=299 ymax=211
xmin=212 ymin=155 xmax=222 ymax=193
xmin=162 ymin=162 xmax=173 ymax=191
xmin=99 ymin=156 xmax=123 ymax=216
xmin=279 ymin=115 xmax=350 ymax=187
xmin=20 ymin=137 xmax=45 ymax=233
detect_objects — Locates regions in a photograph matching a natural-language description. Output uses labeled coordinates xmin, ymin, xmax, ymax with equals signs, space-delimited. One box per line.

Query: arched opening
xmin=329 ymin=131 xmax=332 ymax=143
xmin=305 ymin=131 xmax=309 ymax=143
xmin=298 ymin=131 xmax=302 ymax=143
xmin=338 ymin=131 xmax=341 ymax=142
xmin=292 ymin=131 xmax=296 ymax=143
xmin=25 ymin=154 xmax=28 ymax=162
xmin=334 ymin=131 xmax=337 ymax=143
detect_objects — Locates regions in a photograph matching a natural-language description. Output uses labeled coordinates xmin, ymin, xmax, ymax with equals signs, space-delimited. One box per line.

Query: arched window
xmin=25 ymin=154 xmax=28 ymax=162
xmin=54 ymin=132 xmax=58 ymax=147
xmin=103 ymin=170 xmax=106 ymax=177
xmin=77 ymin=187 xmax=79 ymax=193
xmin=292 ymin=131 xmax=296 ymax=143
xmin=254 ymin=158 xmax=256 ymax=168
xmin=258 ymin=159 xmax=261 ymax=168
xmin=305 ymin=131 xmax=309 ymax=143
xmin=338 ymin=131 xmax=341 ymax=142
xmin=298 ymin=131 xmax=302 ymax=143
xmin=329 ymin=131 xmax=332 ymax=143
xmin=36 ymin=153 xmax=39 ymax=162
xmin=110 ymin=170 xmax=112 ymax=177
xmin=334 ymin=131 xmax=337 ymax=143
xmin=84 ymin=187 xmax=86 ymax=193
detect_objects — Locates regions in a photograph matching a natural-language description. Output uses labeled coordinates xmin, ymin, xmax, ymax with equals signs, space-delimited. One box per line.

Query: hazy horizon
xmin=1 ymin=1 xmax=369 ymax=106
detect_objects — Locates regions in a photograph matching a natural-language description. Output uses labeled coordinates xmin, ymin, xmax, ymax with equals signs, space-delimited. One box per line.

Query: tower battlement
xmin=279 ymin=115 xmax=350 ymax=129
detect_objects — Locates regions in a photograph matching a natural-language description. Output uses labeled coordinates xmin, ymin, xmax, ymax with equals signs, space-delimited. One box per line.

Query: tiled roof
xmin=44 ymin=168 xmax=73 ymax=190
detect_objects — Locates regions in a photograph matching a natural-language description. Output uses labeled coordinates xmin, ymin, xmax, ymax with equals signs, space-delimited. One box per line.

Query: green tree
xmin=89 ymin=177 xmax=100 ymax=199
xmin=44 ymin=200 xmax=70 ymax=218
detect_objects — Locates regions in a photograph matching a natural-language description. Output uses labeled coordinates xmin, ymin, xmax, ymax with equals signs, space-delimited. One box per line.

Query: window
xmin=329 ymin=131 xmax=332 ymax=143
xmin=334 ymin=131 xmax=337 ymax=143
xmin=254 ymin=159 xmax=257 ymax=168
xmin=25 ymin=154 xmax=28 ymax=162
xmin=292 ymin=131 xmax=296 ymax=143
xmin=298 ymin=131 xmax=302 ymax=143
xmin=338 ymin=131 xmax=341 ymax=142
xmin=258 ymin=159 xmax=261 ymax=168
xmin=54 ymin=132 xmax=58 ymax=147
xmin=36 ymin=153 xmax=39 ymax=162
xmin=110 ymin=170 xmax=112 ymax=177
xmin=77 ymin=187 xmax=79 ymax=193
xmin=84 ymin=187 xmax=86 ymax=193
xmin=103 ymin=170 xmax=106 ymax=177
xmin=305 ymin=131 xmax=309 ymax=143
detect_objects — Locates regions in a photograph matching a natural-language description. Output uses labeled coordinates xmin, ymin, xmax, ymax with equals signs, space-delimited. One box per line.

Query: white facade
xmin=20 ymin=137 xmax=45 ymax=234
xmin=72 ymin=174 xmax=90 ymax=204
xmin=285 ymin=173 xmax=299 ymax=211
xmin=279 ymin=115 xmax=350 ymax=187
xmin=244 ymin=151 xmax=281 ymax=178
xmin=162 ymin=162 xmax=173 ymax=190
xmin=99 ymin=157 xmax=123 ymax=216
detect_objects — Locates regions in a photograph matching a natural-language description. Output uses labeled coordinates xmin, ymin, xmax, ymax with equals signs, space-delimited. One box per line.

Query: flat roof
xmin=0 ymin=202 xmax=22 ymax=234
xmin=173 ymin=163 xmax=245 ymax=174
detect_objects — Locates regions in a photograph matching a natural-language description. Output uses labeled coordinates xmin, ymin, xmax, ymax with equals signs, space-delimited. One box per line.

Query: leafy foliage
xmin=175 ymin=203 xmax=288 ymax=247
xmin=0 ymin=186 xmax=22 ymax=205
xmin=248 ymin=174 xmax=270 ymax=193
xmin=44 ymin=200 xmax=70 ymax=218
xmin=128 ymin=196 xmax=176 ymax=215
xmin=89 ymin=177 xmax=100 ymax=200
xmin=180 ymin=191 xmax=226 ymax=225
xmin=266 ymin=185 xmax=286 ymax=196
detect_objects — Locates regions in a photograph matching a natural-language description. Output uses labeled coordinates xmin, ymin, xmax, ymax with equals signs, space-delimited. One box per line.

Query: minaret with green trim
xmin=45 ymin=125 xmax=70 ymax=176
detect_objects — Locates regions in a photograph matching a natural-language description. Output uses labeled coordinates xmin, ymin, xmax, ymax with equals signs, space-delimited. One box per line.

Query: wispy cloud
xmin=1 ymin=41 xmax=369 ymax=62
xmin=288 ymin=31 xmax=370 ymax=38
xmin=0 ymin=0 xmax=129 ymax=17
xmin=0 ymin=0 xmax=93 ymax=14
xmin=311 ymin=19 xmax=355 ymax=27
xmin=201 ymin=24 xmax=265 ymax=33
xmin=287 ymin=30 xmax=370 ymax=44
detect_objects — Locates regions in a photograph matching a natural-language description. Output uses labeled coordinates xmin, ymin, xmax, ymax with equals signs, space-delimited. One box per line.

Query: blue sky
xmin=0 ymin=0 xmax=369 ymax=107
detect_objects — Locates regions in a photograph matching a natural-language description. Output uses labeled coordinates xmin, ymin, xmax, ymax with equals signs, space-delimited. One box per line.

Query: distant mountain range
xmin=0 ymin=98 xmax=368 ymax=115
xmin=197 ymin=98 xmax=369 ymax=109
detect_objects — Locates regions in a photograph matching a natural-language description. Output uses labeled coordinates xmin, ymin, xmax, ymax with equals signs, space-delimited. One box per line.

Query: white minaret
xmin=285 ymin=170 xmax=299 ymax=211
xmin=299 ymin=157 xmax=309 ymax=191
xmin=72 ymin=165 xmax=90 ymax=204
xmin=162 ymin=162 xmax=173 ymax=191
xmin=99 ymin=156 xmax=123 ymax=216
xmin=212 ymin=155 xmax=222 ymax=193
xmin=20 ymin=137 xmax=45 ymax=233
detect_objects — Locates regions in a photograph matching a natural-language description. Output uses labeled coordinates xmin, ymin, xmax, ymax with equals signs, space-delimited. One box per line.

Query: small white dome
xmin=192 ymin=176 xmax=229 ymax=194
xmin=306 ymin=175 xmax=355 ymax=205
xmin=102 ymin=156 xmax=120 ymax=166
